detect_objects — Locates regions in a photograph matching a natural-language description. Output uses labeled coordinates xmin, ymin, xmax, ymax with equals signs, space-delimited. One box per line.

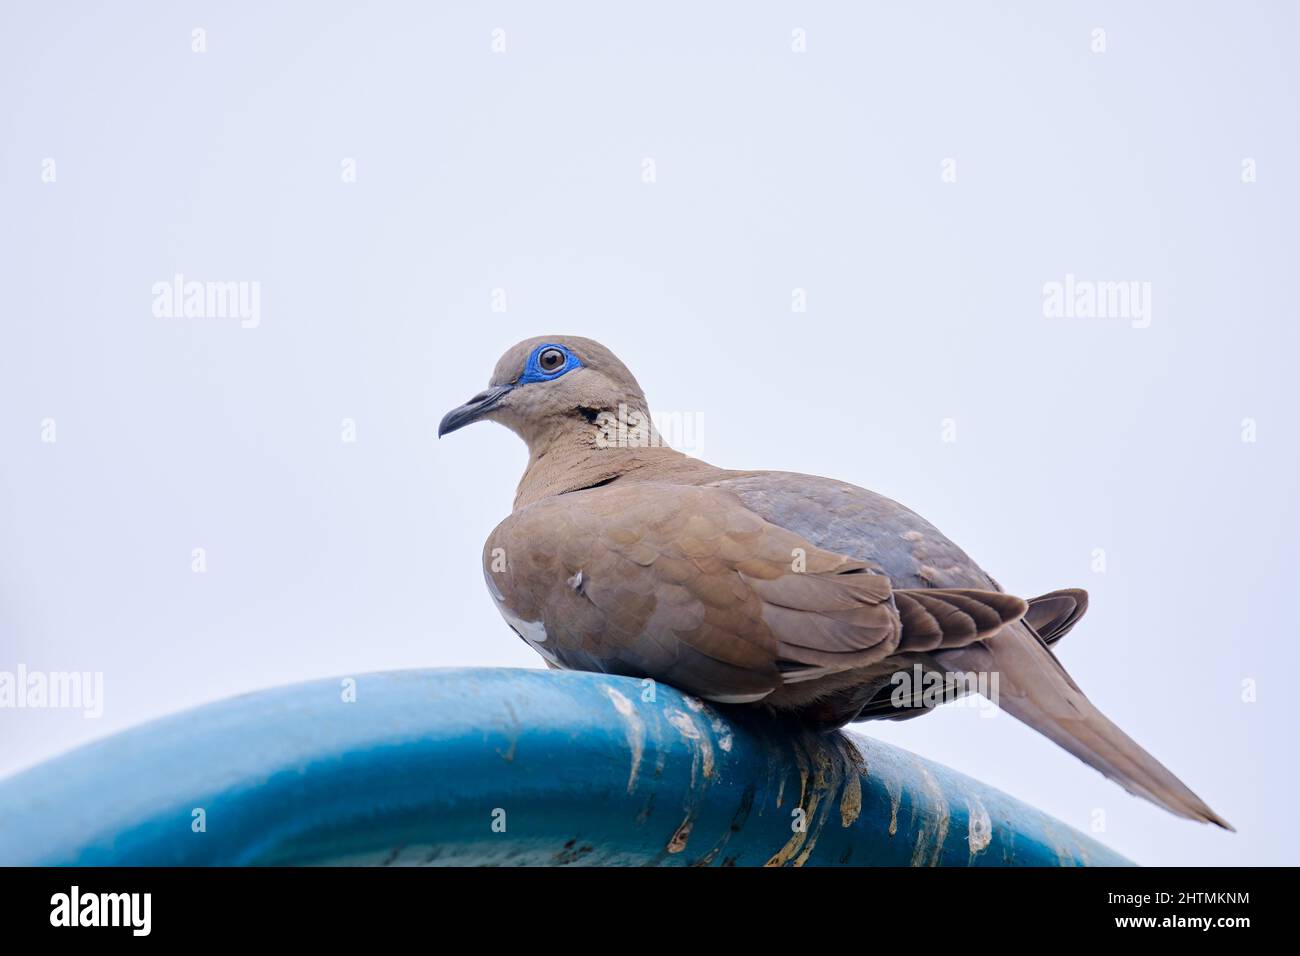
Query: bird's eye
xmin=538 ymin=348 xmax=566 ymax=372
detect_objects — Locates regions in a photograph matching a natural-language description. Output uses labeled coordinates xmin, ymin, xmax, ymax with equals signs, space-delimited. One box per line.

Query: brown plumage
xmin=440 ymin=335 xmax=1231 ymax=829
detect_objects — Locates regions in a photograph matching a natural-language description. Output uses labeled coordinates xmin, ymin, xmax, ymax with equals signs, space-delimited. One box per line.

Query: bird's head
xmin=438 ymin=335 xmax=652 ymax=450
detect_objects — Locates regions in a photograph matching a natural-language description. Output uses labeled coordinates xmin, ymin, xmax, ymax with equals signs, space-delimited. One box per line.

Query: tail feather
xmin=1024 ymin=588 xmax=1088 ymax=646
xmin=941 ymin=621 xmax=1233 ymax=829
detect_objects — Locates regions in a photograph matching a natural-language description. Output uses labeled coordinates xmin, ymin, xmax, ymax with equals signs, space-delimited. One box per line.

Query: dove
xmin=439 ymin=335 xmax=1231 ymax=828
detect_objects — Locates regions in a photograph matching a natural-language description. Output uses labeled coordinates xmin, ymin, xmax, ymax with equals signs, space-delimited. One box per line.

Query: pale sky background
xmin=1 ymin=2 xmax=1297 ymax=866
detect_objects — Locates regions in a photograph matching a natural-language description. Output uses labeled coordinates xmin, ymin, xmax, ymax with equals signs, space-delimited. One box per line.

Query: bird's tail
xmin=941 ymin=621 xmax=1233 ymax=829
xmin=1024 ymin=587 xmax=1088 ymax=645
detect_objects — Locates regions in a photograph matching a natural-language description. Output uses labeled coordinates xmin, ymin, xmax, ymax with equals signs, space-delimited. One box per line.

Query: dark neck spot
xmin=565 ymin=475 xmax=620 ymax=494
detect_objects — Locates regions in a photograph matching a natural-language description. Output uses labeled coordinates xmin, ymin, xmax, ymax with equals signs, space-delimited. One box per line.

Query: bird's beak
xmin=438 ymin=384 xmax=514 ymax=438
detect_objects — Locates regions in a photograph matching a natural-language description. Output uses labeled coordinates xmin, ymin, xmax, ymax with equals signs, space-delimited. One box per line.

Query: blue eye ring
xmin=519 ymin=344 xmax=582 ymax=384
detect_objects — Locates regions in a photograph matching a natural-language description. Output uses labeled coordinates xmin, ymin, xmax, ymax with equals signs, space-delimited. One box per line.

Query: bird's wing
xmin=485 ymin=483 xmax=1021 ymax=704
xmin=711 ymin=472 xmax=998 ymax=590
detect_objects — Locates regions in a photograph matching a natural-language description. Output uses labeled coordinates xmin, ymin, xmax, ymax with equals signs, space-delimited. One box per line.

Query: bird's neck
xmin=512 ymin=411 xmax=718 ymax=509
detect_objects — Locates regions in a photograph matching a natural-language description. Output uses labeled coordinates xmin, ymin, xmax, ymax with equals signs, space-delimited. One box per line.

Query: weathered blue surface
xmin=0 ymin=668 xmax=1131 ymax=866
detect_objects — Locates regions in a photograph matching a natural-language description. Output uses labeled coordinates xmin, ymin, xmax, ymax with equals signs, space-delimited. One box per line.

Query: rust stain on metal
xmin=667 ymin=818 xmax=693 ymax=854
xmin=693 ymin=784 xmax=755 ymax=866
xmin=839 ymin=767 xmax=862 ymax=828
xmin=661 ymin=703 xmax=723 ymax=859
xmin=768 ymin=734 xmax=844 ymax=867
xmin=635 ymin=792 xmax=656 ymax=826
xmin=966 ymin=794 xmax=992 ymax=858
xmin=765 ymin=800 xmax=815 ymax=866
xmin=836 ymin=736 xmax=866 ymax=828
xmin=685 ymin=696 xmax=735 ymax=757
xmin=908 ymin=763 xmax=951 ymax=867
xmin=552 ymin=838 xmax=595 ymax=865
xmin=665 ymin=707 xmax=714 ymax=781
xmin=709 ymin=715 xmax=734 ymax=752
xmin=602 ymin=685 xmax=645 ymax=794
xmin=765 ymin=741 xmax=816 ymax=866
xmin=792 ymin=745 xmax=836 ymax=866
